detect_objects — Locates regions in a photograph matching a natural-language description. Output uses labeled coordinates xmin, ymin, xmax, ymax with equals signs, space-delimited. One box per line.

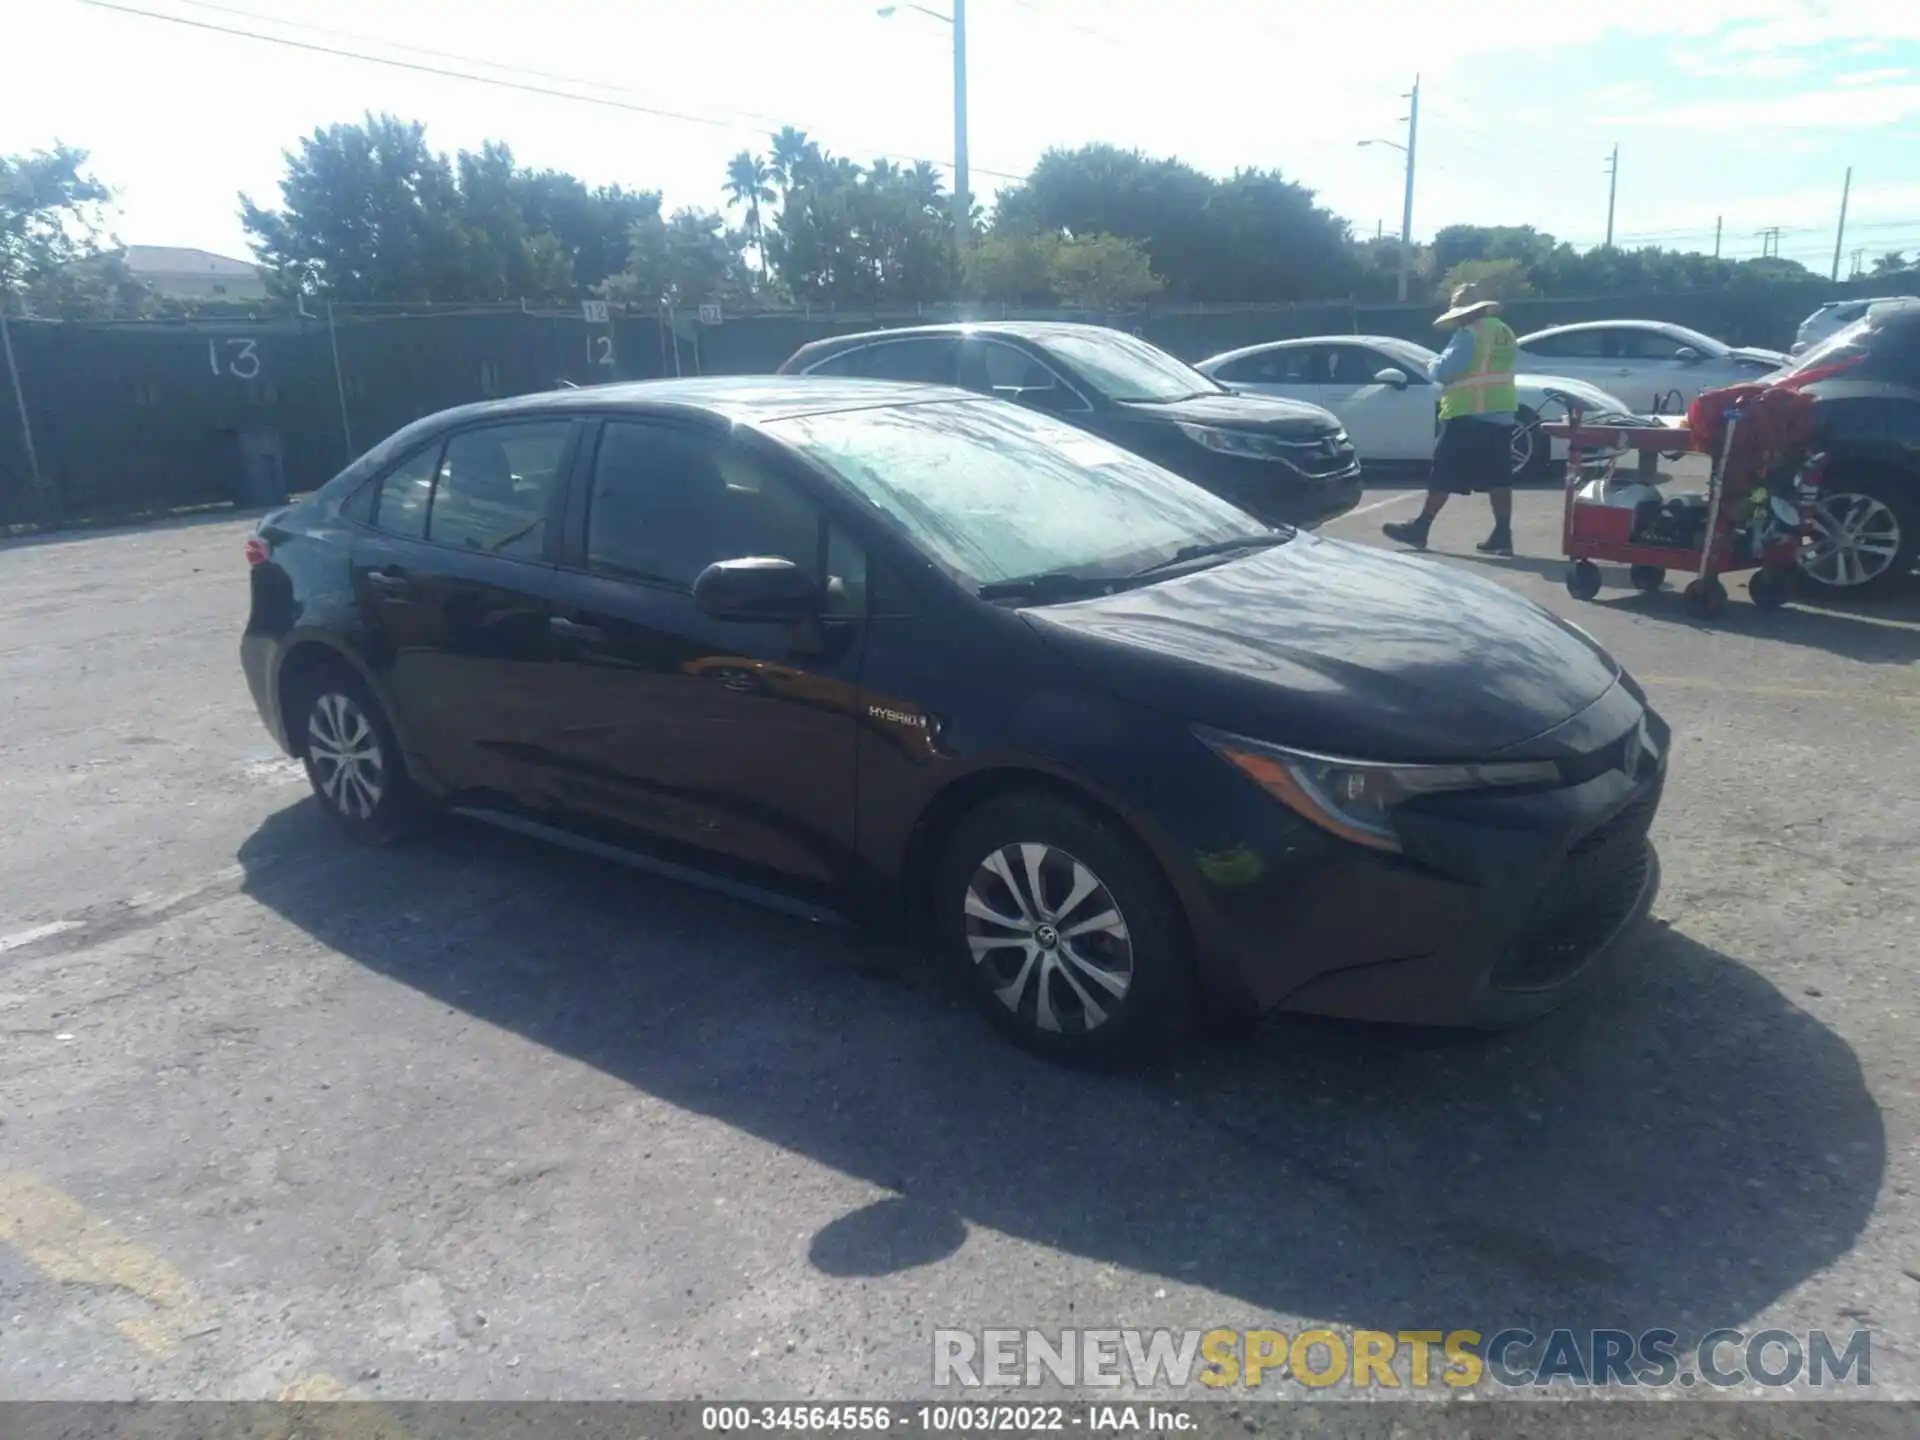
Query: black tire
xmin=1510 ymin=407 xmax=1551 ymax=482
xmin=933 ymin=791 xmax=1194 ymax=1067
xmin=1748 ymin=566 xmax=1794 ymax=611
xmin=1629 ymin=564 xmax=1666 ymax=593
xmin=287 ymin=663 xmax=424 ymax=845
xmin=1565 ymin=559 xmax=1603 ymax=600
xmin=1683 ymin=577 xmax=1728 ymax=618
xmin=1799 ymin=471 xmax=1915 ymax=600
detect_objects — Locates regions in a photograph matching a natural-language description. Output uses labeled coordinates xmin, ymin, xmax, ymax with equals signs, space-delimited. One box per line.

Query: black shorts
xmin=1431 ymin=417 xmax=1517 ymax=494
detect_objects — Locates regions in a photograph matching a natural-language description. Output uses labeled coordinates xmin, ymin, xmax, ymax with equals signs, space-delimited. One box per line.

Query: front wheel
xmin=1565 ymin=559 xmax=1603 ymax=600
xmin=1510 ymin=407 xmax=1551 ymax=481
xmin=1684 ymin=576 xmax=1728 ymax=618
xmin=1749 ymin=566 xmax=1794 ymax=611
xmin=934 ymin=793 xmax=1194 ymax=1067
xmin=1799 ymin=475 xmax=1914 ymax=599
xmin=1629 ymin=564 xmax=1667 ymax=593
xmin=291 ymin=666 xmax=423 ymax=845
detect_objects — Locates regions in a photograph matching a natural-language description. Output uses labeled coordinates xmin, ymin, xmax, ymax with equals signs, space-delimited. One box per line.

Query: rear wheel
xmin=1629 ymin=564 xmax=1666 ymax=593
xmin=1565 ymin=559 xmax=1602 ymax=600
xmin=289 ymin=664 xmax=423 ymax=844
xmin=1800 ymin=473 xmax=1914 ymax=599
xmin=934 ymin=792 xmax=1193 ymax=1067
xmin=1684 ymin=576 xmax=1728 ymax=618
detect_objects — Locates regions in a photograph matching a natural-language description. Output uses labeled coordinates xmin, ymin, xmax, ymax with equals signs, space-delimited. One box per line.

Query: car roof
xmin=790 ymin=320 xmax=1135 ymax=355
xmin=404 ymin=375 xmax=979 ymax=428
xmin=1519 ymin=320 xmax=1681 ymax=339
xmin=1199 ymin=334 xmax=1429 ymax=366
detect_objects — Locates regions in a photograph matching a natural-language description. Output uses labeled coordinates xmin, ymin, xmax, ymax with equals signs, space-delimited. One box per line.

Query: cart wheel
xmin=1629 ymin=565 xmax=1667 ymax=593
xmin=1683 ymin=577 xmax=1728 ymax=618
xmin=1565 ymin=560 xmax=1603 ymax=600
xmin=1748 ymin=566 xmax=1794 ymax=611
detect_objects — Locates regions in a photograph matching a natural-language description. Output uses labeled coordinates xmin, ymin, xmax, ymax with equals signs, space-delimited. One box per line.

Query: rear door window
xmin=427 ymin=422 xmax=575 ymax=559
xmin=369 ymin=445 xmax=440 ymax=540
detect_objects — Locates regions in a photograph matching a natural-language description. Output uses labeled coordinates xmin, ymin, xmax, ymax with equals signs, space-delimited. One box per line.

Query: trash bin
xmin=232 ymin=427 xmax=287 ymax=507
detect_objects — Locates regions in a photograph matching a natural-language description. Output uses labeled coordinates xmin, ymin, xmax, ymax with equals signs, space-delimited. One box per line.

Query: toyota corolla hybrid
xmin=241 ymin=378 xmax=1667 ymax=1066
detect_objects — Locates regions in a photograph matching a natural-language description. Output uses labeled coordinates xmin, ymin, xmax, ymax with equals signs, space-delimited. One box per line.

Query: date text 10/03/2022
xmin=700 ymin=1406 xmax=1190 ymax=1432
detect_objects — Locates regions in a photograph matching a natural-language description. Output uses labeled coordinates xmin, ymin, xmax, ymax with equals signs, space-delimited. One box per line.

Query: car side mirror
xmin=692 ymin=556 xmax=823 ymax=621
xmin=1674 ymin=347 xmax=1702 ymax=363
xmin=1374 ymin=367 xmax=1410 ymax=389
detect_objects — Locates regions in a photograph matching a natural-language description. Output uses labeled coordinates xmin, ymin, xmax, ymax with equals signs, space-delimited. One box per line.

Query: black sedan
xmin=776 ymin=321 xmax=1363 ymax=529
xmin=241 ymin=377 xmax=1667 ymax=1066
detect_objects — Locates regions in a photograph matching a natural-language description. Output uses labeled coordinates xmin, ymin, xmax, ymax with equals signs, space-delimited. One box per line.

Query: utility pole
xmin=1850 ymin=247 xmax=1865 ymax=280
xmin=1398 ymin=75 xmax=1420 ymax=303
xmin=1603 ymin=144 xmax=1619 ymax=247
xmin=1713 ymin=216 xmax=1722 ymax=259
xmin=1831 ymin=165 xmax=1852 ymax=282
xmin=1756 ymin=227 xmax=1782 ymax=258
xmin=951 ymin=0 xmax=969 ymax=248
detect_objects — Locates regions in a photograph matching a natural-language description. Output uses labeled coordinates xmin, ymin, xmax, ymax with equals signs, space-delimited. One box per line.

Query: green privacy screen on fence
xmin=0 ymin=280 xmax=1863 ymax=530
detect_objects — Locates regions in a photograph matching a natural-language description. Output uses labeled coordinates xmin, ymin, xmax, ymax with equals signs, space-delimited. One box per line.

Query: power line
xmin=74 ymin=0 xmax=1033 ymax=184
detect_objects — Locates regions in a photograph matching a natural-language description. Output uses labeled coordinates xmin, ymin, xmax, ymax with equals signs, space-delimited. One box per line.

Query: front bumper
xmin=1161 ymin=701 xmax=1668 ymax=1030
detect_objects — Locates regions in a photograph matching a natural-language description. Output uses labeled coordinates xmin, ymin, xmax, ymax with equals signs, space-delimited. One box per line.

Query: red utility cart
xmin=1541 ymin=392 xmax=1820 ymax=618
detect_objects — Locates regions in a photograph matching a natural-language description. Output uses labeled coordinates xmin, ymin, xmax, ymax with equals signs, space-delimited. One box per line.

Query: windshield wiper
xmin=977 ymin=572 xmax=1132 ymax=602
xmin=1130 ymin=533 xmax=1290 ymax=578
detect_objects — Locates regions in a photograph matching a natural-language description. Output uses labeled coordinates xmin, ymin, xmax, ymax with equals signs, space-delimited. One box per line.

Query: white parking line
xmin=1338 ymin=492 xmax=1422 ymax=520
xmin=0 ymin=920 xmax=84 ymax=954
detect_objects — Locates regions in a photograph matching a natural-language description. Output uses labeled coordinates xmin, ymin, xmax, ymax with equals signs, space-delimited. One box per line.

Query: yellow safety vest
xmin=1438 ymin=317 xmax=1519 ymax=421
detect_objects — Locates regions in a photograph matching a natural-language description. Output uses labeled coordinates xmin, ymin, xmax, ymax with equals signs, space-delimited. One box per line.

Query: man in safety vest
xmin=1382 ymin=283 xmax=1521 ymax=557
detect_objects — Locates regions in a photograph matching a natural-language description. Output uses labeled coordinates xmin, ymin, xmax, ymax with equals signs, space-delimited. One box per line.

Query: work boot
xmin=1382 ymin=516 xmax=1431 ymax=550
xmin=1476 ymin=526 xmax=1514 ymax=557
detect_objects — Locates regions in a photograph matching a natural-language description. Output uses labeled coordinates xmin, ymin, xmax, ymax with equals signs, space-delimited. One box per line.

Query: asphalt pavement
xmin=1 ymin=478 xmax=1916 ymax=1406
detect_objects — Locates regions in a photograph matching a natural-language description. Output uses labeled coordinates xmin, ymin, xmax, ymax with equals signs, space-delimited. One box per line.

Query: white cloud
xmin=1603 ymin=85 xmax=1920 ymax=133
xmin=1836 ymin=68 xmax=1915 ymax=87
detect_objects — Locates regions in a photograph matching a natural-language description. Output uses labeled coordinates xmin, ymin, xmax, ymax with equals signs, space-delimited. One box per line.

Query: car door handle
xmin=365 ymin=570 xmax=411 ymax=599
xmin=549 ymin=616 xmax=605 ymax=644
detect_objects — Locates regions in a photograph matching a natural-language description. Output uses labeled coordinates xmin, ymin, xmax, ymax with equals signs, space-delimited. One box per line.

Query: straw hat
xmin=1436 ymin=282 xmax=1503 ymax=327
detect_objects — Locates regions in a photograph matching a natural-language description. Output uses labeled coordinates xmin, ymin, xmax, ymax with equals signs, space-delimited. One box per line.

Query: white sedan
xmin=1514 ymin=320 xmax=1787 ymax=414
xmin=1196 ymin=335 xmax=1636 ymax=478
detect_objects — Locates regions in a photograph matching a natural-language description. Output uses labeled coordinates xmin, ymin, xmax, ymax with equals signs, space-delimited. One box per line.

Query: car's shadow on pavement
xmin=237 ymin=801 xmax=1885 ymax=1348
xmin=1443 ymin=551 xmax=1919 ymax=665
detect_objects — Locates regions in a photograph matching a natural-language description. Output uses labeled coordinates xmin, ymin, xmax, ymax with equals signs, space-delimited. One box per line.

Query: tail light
xmin=244 ymin=536 xmax=270 ymax=567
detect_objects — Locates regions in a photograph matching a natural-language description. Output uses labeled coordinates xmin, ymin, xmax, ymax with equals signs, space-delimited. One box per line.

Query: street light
xmin=876 ymin=1 xmax=969 ymax=247
xmin=1360 ymin=74 xmax=1420 ymax=302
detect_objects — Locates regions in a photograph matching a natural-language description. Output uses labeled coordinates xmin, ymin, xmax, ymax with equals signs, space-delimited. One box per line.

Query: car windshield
xmin=765 ymin=399 xmax=1278 ymax=597
xmin=1374 ymin=338 xmax=1440 ymax=370
xmin=1037 ymin=330 xmax=1223 ymax=403
xmin=1778 ymin=313 xmax=1881 ymax=378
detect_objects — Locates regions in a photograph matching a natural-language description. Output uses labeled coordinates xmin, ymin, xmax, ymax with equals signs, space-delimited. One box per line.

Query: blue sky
xmin=7 ymin=0 xmax=1919 ymax=278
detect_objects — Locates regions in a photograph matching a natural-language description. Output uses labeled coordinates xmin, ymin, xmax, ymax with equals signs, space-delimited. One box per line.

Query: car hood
xmin=1514 ymin=373 xmax=1635 ymax=414
xmin=1119 ymin=390 xmax=1341 ymax=436
xmin=1023 ymin=536 xmax=1622 ymax=762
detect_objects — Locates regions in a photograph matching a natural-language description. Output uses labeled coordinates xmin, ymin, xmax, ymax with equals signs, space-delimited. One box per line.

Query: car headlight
xmin=1195 ymin=726 xmax=1559 ymax=853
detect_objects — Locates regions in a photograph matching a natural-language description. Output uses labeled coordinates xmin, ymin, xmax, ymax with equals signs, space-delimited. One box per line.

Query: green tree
xmin=725 ymin=151 xmax=776 ymax=278
xmin=963 ymin=227 xmax=1061 ymax=304
xmin=1871 ymin=250 xmax=1911 ymax=276
xmin=607 ymin=206 xmax=751 ymax=308
xmin=992 ymin=145 xmax=1353 ymax=302
xmin=242 ymin=114 xmax=474 ymax=300
xmin=1 ymin=145 xmax=147 ymax=316
xmin=1438 ymin=257 xmax=1534 ymax=302
xmin=1049 ymin=234 xmax=1162 ymax=308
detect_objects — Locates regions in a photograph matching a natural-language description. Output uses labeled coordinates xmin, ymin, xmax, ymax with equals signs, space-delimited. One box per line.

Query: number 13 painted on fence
xmin=208 ymin=338 xmax=261 ymax=380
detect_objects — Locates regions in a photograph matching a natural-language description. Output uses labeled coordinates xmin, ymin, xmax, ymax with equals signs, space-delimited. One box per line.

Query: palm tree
xmin=1871 ymin=249 xmax=1911 ymax=276
xmin=724 ymin=150 xmax=775 ymax=277
xmin=768 ymin=127 xmax=819 ymax=200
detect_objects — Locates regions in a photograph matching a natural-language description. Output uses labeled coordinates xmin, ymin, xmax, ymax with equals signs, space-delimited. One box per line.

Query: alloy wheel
xmin=1801 ymin=492 xmax=1902 ymax=589
xmin=307 ymin=690 xmax=386 ymax=820
xmin=1508 ymin=422 xmax=1537 ymax=476
xmin=963 ymin=843 xmax=1133 ymax=1035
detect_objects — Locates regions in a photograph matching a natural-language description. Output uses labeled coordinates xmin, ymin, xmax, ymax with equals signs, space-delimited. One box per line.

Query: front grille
xmin=1269 ymin=436 xmax=1356 ymax=479
xmin=1490 ymin=795 xmax=1657 ymax=992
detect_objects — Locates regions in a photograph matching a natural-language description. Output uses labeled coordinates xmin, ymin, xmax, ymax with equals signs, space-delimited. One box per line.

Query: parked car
xmin=241 ymin=378 xmax=1668 ymax=1066
xmin=1777 ymin=298 xmax=1920 ymax=596
xmin=1194 ymin=334 xmax=1637 ymax=479
xmin=1794 ymin=296 xmax=1918 ymax=355
xmin=775 ymin=322 xmax=1361 ymax=529
xmin=1515 ymin=321 xmax=1787 ymax=415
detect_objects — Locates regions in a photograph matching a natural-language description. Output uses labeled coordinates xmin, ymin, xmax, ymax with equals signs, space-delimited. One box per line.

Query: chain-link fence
xmin=0 ymin=278 xmax=1884 ymax=531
